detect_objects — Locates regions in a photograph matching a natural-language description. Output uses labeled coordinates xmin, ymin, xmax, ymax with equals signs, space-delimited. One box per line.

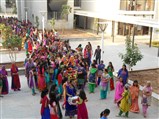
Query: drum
xmin=68 ymin=96 xmax=79 ymax=105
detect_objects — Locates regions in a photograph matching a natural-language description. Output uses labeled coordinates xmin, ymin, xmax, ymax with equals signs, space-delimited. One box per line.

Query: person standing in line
xmin=29 ymin=66 xmax=36 ymax=95
xmin=141 ymin=81 xmax=152 ymax=118
xmin=40 ymin=89 xmax=50 ymax=119
xmin=11 ymin=63 xmax=21 ymax=91
xmin=100 ymin=69 xmax=110 ymax=99
xmin=130 ymin=80 xmax=140 ymax=113
xmin=107 ymin=62 xmax=115 ymax=90
xmin=118 ymin=64 xmax=129 ymax=86
xmin=76 ymin=90 xmax=88 ymax=119
xmin=1 ymin=66 xmax=9 ymax=95
xmin=49 ymin=92 xmax=59 ymax=119
xmin=100 ymin=109 xmax=110 ymax=119
xmin=94 ymin=45 xmax=101 ymax=64
xmin=0 ymin=71 xmax=3 ymax=97
xmin=25 ymin=58 xmax=35 ymax=86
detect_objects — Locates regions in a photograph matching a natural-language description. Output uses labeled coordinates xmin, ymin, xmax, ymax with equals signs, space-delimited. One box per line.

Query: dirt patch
xmin=129 ymin=69 xmax=159 ymax=94
xmin=57 ymin=29 xmax=99 ymax=39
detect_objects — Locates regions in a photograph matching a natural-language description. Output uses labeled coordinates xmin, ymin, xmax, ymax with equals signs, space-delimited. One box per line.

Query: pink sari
xmin=38 ymin=67 xmax=46 ymax=91
xmin=114 ymin=81 xmax=124 ymax=102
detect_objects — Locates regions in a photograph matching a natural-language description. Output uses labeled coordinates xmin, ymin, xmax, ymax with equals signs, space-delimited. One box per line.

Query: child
xmin=29 ymin=66 xmax=36 ymax=95
xmin=117 ymin=84 xmax=131 ymax=118
xmin=40 ymin=89 xmax=50 ymax=119
xmin=100 ymin=109 xmax=110 ymax=119
xmin=76 ymin=90 xmax=88 ymax=119
xmin=114 ymin=77 xmax=124 ymax=106
xmin=49 ymin=92 xmax=59 ymax=119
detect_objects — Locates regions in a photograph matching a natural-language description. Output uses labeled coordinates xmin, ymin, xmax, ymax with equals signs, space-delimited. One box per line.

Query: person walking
xmin=130 ymin=80 xmax=140 ymax=113
xmin=100 ymin=69 xmax=110 ymax=99
xmin=118 ymin=64 xmax=129 ymax=86
xmin=88 ymin=64 xmax=97 ymax=93
xmin=1 ymin=66 xmax=9 ymax=95
xmin=117 ymin=84 xmax=131 ymax=118
xmin=94 ymin=46 xmax=101 ymax=64
xmin=11 ymin=63 xmax=21 ymax=91
xmin=76 ymin=90 xmax=88 ymax=119
xmin=0 ymin=70 xmax=3 ymax=97
xmin=141 ymin=81 xmax=152 ymax=118
xmin=107 ymin=62 xmax=114 ymax=90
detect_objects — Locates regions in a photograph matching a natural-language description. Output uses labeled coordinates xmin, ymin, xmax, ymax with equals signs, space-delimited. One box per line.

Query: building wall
xmin=0 ymin=0 xmax=6 ymax=13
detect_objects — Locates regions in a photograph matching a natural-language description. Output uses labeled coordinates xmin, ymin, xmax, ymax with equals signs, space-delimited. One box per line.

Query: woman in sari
xmin=141 ymin=81 xmax=152 ymax=118
xmin=107 ymin=62 xmax=114 ymax=90
xmin=100 ymin=69 xmax=110 ymax=99
xmin=65 ymin=80 xmax=77 ymax=118
xmin=118 ymin=64 xmax=128 ymax=86
xmin=88 ymin=64 xmax=97 ymax=93
xmin=1 ymin=66 xmax=9 ymax=94
xmin=130 ymin=80 xmax=140 ymax=113
xmin=117 ymin=84 xmax=131 ymax=118
xmin=40 ymin=89 xmax=50 ymax=119
xmin=38 ymin=62 xmax=46 ymax=91
xmin=11 ymin=63 xmax=21 ymax=91
xmin=114 ymin=77 xmax=124 ymax=106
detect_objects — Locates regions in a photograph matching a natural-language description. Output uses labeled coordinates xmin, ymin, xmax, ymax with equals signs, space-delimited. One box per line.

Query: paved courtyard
xmin=0 ymin=37 xmax=159 ymax=119
xmin=0 ymin=75 xmax=159 ymax=119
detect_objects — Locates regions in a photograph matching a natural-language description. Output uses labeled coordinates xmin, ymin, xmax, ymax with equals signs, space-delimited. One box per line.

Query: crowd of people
xmin=0 ymin=16 xmax=153 ymax=119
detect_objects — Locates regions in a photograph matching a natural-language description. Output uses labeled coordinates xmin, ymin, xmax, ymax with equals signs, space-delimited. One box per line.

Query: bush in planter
xmin=119 ymin=35 xmax=143 ymax=71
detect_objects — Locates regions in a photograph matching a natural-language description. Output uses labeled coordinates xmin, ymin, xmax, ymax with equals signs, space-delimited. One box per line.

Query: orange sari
xmin=130 ymin=85 xmax=140 ymax=113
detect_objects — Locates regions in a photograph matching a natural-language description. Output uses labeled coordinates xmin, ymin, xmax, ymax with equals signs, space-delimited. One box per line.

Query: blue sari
xmin=65 ymin=85 xmax=77 ymax=117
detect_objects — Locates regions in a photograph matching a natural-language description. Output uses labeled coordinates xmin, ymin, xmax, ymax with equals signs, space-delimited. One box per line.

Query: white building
xmin=0 ymin=0 xmax=158 ymax=39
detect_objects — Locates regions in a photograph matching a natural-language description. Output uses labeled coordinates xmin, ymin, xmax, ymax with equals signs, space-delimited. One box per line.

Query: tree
xmin=35 ymin=16 xmax=39 ymax=28
xmin=12 ymin=4 xmax=17 ymax=14
xmin=119 ymin=35 xmax=143 ymax=71
xmin=0 ymin=24 xmax=12 ymax=41
xmin=50 ymin=18 xmax=55 ymax=31
xmin=61 ymin=5 xmax=72 ymax=33
xmin=2 ymin=35 xmax=22 ymax=62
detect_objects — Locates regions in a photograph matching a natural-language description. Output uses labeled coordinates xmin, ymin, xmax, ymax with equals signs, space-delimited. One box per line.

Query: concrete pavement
xmin=0 ymin=37 xmax=159 ymax=71
xmin=0 ymin=75 xmax=159 ymax=119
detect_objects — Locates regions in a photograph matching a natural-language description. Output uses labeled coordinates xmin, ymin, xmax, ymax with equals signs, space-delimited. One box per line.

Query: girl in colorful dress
xmin=118 ymin=64 xmax=128 ymax=86
xmin=100 ymin=69 xmax=110 ymax=99
xmin=57 ymin=69 xmax=63 ymax=96
xmin=29 ymin=66 xmax=36 ymax=95
xmin=114 ymin=77 xmax=124 ymax=106
xmin=11 ymin=63 xmax=21 ymax=91
xmin=107 ymin=62 xmax=114 ymax=90
xmin=76 ymin=90 xmax=88 ymax=119
xmin=117 ymin=84 xmax=131 ymax=118
xmin=40 ymin=89 xmax=50 ymax=119
xmin=1 ymin=66 xmax=9 ymax=95
xmin=97 ymin=60 xmax=105 ymax=86
xmin=141 ymin=81 xmax=152 ymax=118
xmin=130 ymin=80 xmax=140 ymax=113
xmin=88 ymin=64 xmax=97 ymax=93
xmin=49 ymin=92 xmax=59 ymax=119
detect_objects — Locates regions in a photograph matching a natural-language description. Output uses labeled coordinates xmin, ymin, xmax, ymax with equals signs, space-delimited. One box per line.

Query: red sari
xmin=11 ymin=64 xmax=21 ymax=90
